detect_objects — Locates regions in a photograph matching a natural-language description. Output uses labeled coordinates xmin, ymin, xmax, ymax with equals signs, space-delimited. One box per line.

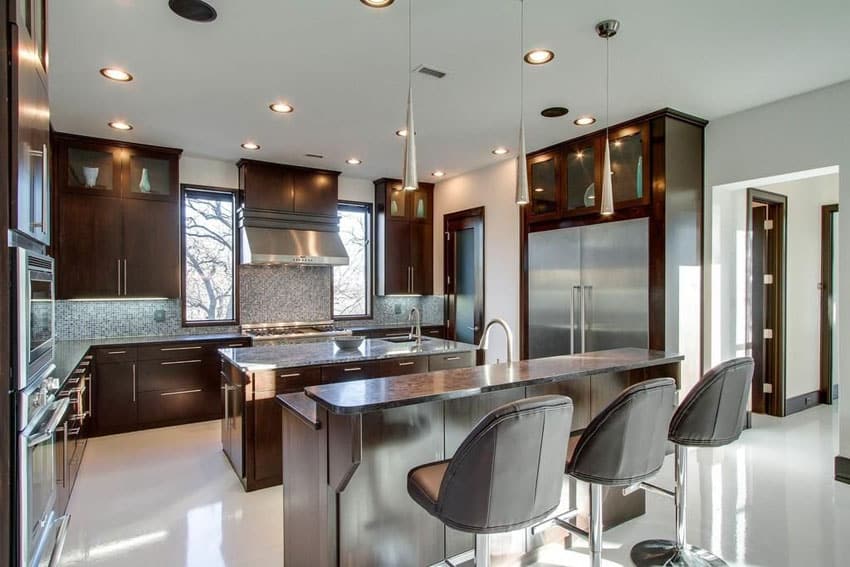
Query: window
xmin=182 ymin=186 xmax=238 ymax=325
xmin=334 ymin=202 xmax=372 ymax=318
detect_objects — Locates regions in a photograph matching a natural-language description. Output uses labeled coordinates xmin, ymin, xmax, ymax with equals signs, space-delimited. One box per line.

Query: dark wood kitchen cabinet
xmin=52 ymin=133 xmax=182 ymax=299
xmin=91 ymin=337 xmax=251 ymax=436
xmin=374 ymin=178 xmax=434 ymax=295
xmin=237 ymin=159 xmax=340 ymax=218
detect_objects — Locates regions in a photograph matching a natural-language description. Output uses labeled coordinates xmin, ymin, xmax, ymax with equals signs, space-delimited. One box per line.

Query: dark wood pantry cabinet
xmin=52 ymin=133 xmax=182 ymax=299
xmin=374 ymin=178 xmax=434 ymax=295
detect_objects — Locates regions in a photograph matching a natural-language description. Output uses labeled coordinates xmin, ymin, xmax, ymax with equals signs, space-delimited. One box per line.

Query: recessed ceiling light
xmin=534 ymin=187 xmax=544 ymax=193
xmin=614 ymin=140 xmax=622 ymax=147
xmin=360 ymin=0 xmax=394 ymax=7
xmin=346 ymin=158 xmax=362 ymax=165
xmin=574 ymin=116 xmax=597 ymax=126
xmin=108 ymin=121 xmax=133 ymax=131
xmin=524 ymin=49 xmax=555 ymax=65
xmin=395 ymin=128 xmax=408 ymax=137
xmin=241 ymin=142 xmax=260 ymax=150
xmin=431 ymin=170 xmax=445 ymax=178
xmin=492 ymin=147 xmax=509 ymax=156
xmin=100 ymin=68 xmax=133 ymax=82
xmin=541 ymin=106 xmax=568 ymax=118
xmin=269 ymin=102 xmax=294 ymax=114
xmin=169 ymin=0 xmax=217 ymax=22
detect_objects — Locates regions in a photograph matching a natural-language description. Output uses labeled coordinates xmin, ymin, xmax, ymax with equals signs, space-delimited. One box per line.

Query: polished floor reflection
xmin=60 ymin=406 xmax=849 ymax=566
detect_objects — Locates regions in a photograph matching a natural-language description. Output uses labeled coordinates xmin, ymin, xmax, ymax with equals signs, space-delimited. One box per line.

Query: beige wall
xmin=434 ymin=159 xmax=520 ymax=363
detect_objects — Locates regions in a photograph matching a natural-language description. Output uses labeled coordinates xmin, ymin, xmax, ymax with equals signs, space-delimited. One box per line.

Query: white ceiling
xmin=48 ymin=0 xmax=850 ymax=182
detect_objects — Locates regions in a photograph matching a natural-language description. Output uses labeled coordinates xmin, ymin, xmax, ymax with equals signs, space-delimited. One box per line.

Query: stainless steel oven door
xmin=19 ymin=396 xmax=69 ymax=567
xmin=16 ymin=249 xmax=55 ymax=390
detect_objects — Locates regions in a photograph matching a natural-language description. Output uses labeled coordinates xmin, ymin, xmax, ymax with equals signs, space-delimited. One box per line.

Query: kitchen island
xmin=277 ymin=347 xmax=682 ymax=567
xmin=219 ymin=337 xmax=477 ymax=491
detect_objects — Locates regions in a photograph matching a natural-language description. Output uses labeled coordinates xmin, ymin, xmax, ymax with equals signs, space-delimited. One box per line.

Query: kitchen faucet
xmin=477 ymin=318 xmax=515 ymax=363
xmin=408 ymin=307 xmax=422 ymax=346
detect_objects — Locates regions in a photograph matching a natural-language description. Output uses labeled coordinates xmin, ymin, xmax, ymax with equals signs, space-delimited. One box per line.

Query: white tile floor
xmin=60 ymin=405 xmax=850 ymax=567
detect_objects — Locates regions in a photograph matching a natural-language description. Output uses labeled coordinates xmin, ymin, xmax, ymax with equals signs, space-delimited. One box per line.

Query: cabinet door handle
xmin=161 ymin=389 xmax=203 ymax=397
xmin=132 ymin=363 xmax=137 ymax=402
xmin=161 ymin=359 xmax=202 ymax=366
xmin=343 ymin=367 xmax=362 ymax=373
xmin=160 ymin=345 xmax=203 ymax=352
xmin=226 ymin=343 xmax=245 ymax=347
xmin=117 ymin=259 xmax=121 ymax=296
xmin=123 ymin=258 xmax=128 ymax=296
xmin=278 ymin=372 xmax=302 ymax=378
xmin=444 ymin=356 xmax=461 ymax=361
xmin=398 ymin=361 xmax=415 ymax=367
xmin=107 ymin=350 xmax=127 ymax=355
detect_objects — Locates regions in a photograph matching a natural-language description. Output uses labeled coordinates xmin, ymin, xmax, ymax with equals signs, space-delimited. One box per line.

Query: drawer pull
xmin=161 ymin=359 xmax=203 ymax=366
xmin=385 ymin=333 xmax=409 ymax=338
xmin=68 ymin=428 xmax=81 ymax=435
xmin=161 ymin=389 xmax=203 ymax=397
xmin=398 ymin=361 xmax=415 ymax=367
xmin=160 ymin=346 xmax=202 ymax=352
xmin=279 ymin=372 xmax=302 ymax=378
xmin=343 ymin=367 xmax=362 ymax=372
xmin=67 ymin=375 xmax=82 ymax=385
xmin=444 ymin=356 xmax=461 ymax=361
xmin=226 ymin=343 xmax=245 ymax=347
xmin=107 ymin=350 xmax=127 ymax=355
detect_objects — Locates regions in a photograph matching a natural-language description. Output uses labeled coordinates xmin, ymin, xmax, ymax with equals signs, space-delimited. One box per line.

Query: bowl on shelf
xmin=334 ymin=335 xmax=365 ymax=350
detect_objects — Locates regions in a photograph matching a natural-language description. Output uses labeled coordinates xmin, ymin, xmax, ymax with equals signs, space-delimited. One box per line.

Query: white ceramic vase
xmin=82 ymin=167 xmax=99 ymax=188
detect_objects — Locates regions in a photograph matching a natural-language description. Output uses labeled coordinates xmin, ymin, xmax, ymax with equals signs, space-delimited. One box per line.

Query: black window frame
xmin=180 ymin=184 xmax=240 ymax=327
xmin=333 ymin=200 xmax=373 ymax=320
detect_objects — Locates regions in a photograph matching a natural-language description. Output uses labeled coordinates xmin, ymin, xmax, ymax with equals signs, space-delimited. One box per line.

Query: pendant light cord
xmin=520 ymin=0 xmax=524 ymax=123
xmin=605 ymin=34 xmax=610 ymax=139
xmin=408 ymin=0 xmax=413 ymax=79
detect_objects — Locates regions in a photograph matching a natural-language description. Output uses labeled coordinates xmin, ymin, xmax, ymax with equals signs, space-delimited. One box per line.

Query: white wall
xmin=179 ymin=155 xmax=239 ymax=188
xmin=711 ymin=173 xmax=838 ymax=399
xmin=338 ymin=176 xmax=374 ymax=205
xmin=434 ymin=159 xmax=520 ymax=364
xmin=704 ymin=80 xmax=849 ymax=458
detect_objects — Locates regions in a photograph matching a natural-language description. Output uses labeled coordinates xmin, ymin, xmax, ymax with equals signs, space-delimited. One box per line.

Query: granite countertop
xmin=53 ymin=332 xmax=247 ymax=387
xmin=277 ymin=392 xmax=321 ymax=429
xmin=302 ymin=348 xmax=684 ymax=415
xmin=219 ymin=337 xmax=477 ymax=372
xmin=343 ymin=322 xmax=444 ymax=332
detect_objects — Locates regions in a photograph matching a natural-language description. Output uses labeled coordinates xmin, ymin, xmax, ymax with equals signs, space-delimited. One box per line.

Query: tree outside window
xmin=334 ymin=202 xmax=372 ymax=318
xmin=182 ymin=187 xmax=237 ymax=324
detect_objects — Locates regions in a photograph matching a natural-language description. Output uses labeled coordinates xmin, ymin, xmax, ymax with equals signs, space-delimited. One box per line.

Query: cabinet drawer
xmin=208 ymin=339 xmax=251 ymax=356
xmin=321 ymin=361 xmax=382 ymax=384
xmin=138 ymin=343 xmax=206 ymax=361
xmin=423 ymin=327 xmax=444 ymax=339
xmin=137 ymin=388 xmax=218 ymax=425
xmin=252 ymin=367 xmax=321 ymax=394
xmin=137 ymin=358 xmax=205 ymax=392
xmin=94 ymin=347 xmax=137 ymax=363
xmin=379 ymin=356 xmax=428 ymax=377
xmin=428 ymin=351 xmax=475 ymax=371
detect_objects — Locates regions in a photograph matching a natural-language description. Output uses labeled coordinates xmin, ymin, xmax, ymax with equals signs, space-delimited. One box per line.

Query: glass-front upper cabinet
xmin=410 ymin=186 xmax=432 ymax=222
xmin=527 ymin=150 xmax=561 ymax=220
xmin=388 ymin=182 xmax=407 ymax=219
xmin=126 ymin=150 xmax=177 ymax=200
xmin=608 ymin=123 xmax=651 ymax=207
xmin=564 ymin=138 xmax=600 ymax=216
xmin=65 ymin=143 xmax=122 ymax=195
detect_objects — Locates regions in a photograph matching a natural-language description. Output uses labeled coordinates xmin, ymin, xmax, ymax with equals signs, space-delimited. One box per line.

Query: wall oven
xmin=14 ymin=248 xmax=55 ymax=390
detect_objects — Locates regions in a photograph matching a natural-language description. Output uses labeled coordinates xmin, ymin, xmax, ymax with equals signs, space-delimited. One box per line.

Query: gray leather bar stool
xmin=552 ymin=378 xmax=677 ymax=567
xmin=407 ymin=395 xmax=574 ymax=567
xmin=630 ymin=357 xmax=754 ymax=567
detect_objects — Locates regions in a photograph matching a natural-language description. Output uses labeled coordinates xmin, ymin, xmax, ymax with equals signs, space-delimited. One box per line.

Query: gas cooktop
xmin=241 ymin=321 xmax=352 ymax=341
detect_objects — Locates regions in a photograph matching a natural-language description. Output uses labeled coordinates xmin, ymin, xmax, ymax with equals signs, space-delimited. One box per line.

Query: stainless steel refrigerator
xmin=528 ymin=218 xmax=649 ymax=358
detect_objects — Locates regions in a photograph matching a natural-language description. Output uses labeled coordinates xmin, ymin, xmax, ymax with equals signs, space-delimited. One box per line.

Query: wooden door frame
xmin=820 ymin=203 xmax=839 ymax=404
xmin=443 ymin=207 xmax=485 ymax=348
xmin=746 ymin=188 xmax=787 ymax=417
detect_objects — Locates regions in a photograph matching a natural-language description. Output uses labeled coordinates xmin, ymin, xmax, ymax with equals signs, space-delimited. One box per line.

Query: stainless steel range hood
xmin=240 ymin=225 xmax=349 ymax=266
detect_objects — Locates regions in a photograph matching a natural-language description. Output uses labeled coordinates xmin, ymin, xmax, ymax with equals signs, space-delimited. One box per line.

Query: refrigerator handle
xmin=580 ymin=285 xmax=588 ymax=354
xmin=570 ymin=286 xmax=578 ymax=355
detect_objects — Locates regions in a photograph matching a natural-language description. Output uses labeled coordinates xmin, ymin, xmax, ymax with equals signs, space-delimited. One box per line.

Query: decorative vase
xmin=139 ymin=168 xmax=152 ymax=193
xmin=82 ymin=167 xmax=99 ymax=188
xmin=416 ymin=198 xmax=425 ymax=218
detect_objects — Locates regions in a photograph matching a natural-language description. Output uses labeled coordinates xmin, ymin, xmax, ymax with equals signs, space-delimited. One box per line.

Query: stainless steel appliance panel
xmin=15 ymin=250 xmax=55 ymax=390
xmin=580 ymin=218 xmax=649 ymax=351
xmin=528 ymin=227 xmax=581 ymax=358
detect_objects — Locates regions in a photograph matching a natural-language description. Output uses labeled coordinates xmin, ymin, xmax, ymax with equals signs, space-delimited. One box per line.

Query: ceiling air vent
xmin=304 ymin=153 xmax=324 ymax=159
xmin=415 ymin=65 xmax=446 ymax=79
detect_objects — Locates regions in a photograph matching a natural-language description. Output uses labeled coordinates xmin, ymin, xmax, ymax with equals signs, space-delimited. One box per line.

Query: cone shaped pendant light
xmin=402 ymin=0 xmax=418 ymax=191
xmin=597 ymin=19 xmax=619 ymax=216
xmin=515 ymin=0 xmax=529 ymax=205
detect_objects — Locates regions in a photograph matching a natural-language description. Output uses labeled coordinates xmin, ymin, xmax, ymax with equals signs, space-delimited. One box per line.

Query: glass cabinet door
xmin=411 ymin=188 xmax=430 ymax=222
xmin=609 ymin=124 xmax=650 ymax=206
xmin=127 ymin=152 xmax=175 ymax=199
xmin=528 ymin=152 xmax=560 ymax=218
xmin=388 ymin=183 xmax=407 ymax=219
xmin=67 ymin=147 xmax=118 ymax=193
xmin=564 ymin=140 xmax=599 ymax=215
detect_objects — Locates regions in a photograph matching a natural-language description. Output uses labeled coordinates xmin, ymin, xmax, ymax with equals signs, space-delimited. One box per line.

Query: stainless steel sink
xmin=381 ymin=337 xmax=429 ymax=344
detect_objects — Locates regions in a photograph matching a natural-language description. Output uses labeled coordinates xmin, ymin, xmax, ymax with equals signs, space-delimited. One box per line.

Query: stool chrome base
xmin=631 ymin=539 xmax=727 ymax=567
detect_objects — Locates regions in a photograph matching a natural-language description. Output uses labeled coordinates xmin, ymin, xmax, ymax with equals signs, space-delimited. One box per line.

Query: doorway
xmin=443 ymin=207 xmax=484 ymax=349
xmin=747 ymin=189 xmax=787 ymax=416
xmin=820 ymin=204 xmax=839 ymax=404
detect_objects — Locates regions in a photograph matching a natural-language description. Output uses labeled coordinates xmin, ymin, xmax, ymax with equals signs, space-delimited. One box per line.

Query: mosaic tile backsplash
xmin=57 ymin=264 xmax=445 ymax=340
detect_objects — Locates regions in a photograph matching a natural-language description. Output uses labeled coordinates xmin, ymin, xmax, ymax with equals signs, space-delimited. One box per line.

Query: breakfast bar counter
xmin=277 ymin=347 xmax=683 ymax=567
